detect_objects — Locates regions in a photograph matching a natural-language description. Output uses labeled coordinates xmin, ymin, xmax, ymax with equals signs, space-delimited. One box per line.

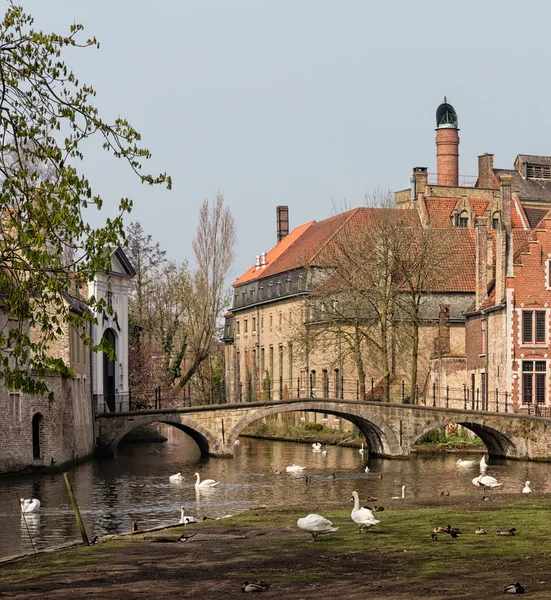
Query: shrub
xmin=304 ymin=422 xmax=324 ymax=432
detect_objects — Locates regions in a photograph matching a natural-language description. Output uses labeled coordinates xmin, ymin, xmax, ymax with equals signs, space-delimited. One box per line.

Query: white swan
xmin=169 ymin=472 xmax=184 ymax=482
xmin=350 ymin=491 xmax=380 ymax=532
xmin=391 ymin=485 xmax=406 ymax=500
xmin=20 ymin=498 xmax=41 ymax=513
xmin=522 ymin=481 xmax=532 ymax=494
xmin=456 ymin=459 xmax=475 ymax=468
xmin=472 ymin=474 xmax=502 ymax=489
xmin=297 ymin=513 xmax=339 ymax=541
xmin=179 ymin=506 xmax=199 ymax=525
xmin=359 ymin=443 xmax=364 ymax=455
xmin=285 ymin=464 xmax=306 ymax=473
xmin=321 ymin=446 xmax=328 ymax=456
xmin=194 ymin=472 xmax=219 ymax=488
xmin=312 ymin=442 xmax=322 ymax=451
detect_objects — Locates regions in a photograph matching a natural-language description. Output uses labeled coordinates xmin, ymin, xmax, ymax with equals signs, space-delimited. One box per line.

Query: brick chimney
xmin=475 ymin=216 xmax=489 ymax=309
xmin=435 ymin=98 xmax=459 ymax=186
xmin=499 ymin=173 xmax=512 ymax=233
xmin=412 ymin=167 xmax=428 ymax=199
xmin=495 ymin=223 xmax=506 ymax=306
xmin=477 ymin=153 xmax=495 ymax=188
xmin=276 ymin=205 xmax=289 ymax=243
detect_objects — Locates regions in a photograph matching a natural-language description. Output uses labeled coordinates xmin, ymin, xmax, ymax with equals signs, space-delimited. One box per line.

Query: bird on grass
xmin=431 ymin=533 xmax=438 ymax=541
xmin=351 ymin=491 xmax=380 ymax=533
xmin=497 ymin=528 xmax=516 ymax=536
xmin=432 ymin=526 xmax=448 ymax=534
xmin=242 ymin=580 xmax=270 ymax=593
xmin=482 ymin=495 xmax=493 ymax=502
xmin=504 ymin=582 xmax=525 ymax=594
xmin=296 ymin=514 xmax=339 ymax=542
xmin=475 ymin=528 xmax=487 ymax=535
xmin=178 ymin=532 xmax=198 ymax=542
xmin=522 ymin=481 xmax=532 ymax=494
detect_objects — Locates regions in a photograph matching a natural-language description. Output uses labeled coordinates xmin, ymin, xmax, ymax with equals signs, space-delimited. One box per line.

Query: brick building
xmin=0 ymin=247 xmax=134 ymax=474
xmin=225 ymin=99 xmax=551 ymax=414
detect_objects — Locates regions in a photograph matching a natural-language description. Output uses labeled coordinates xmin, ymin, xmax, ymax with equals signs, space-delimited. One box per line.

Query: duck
xmin=242 ymin=580 xmax=270 ymax=593
xmin=456 ymin=459 xmax=475 ymax=468
xmin=20 ymin=498 xmax=41 ymax=513
xmin=497 ymin=528 xmax=516 ymax=536
xmin=296 ymin=513 xmax=339 ymax=542
xmin=432 ymin=526 xmax=448 ymax=534
xmin=431 ymin=532 xmax=438 ymax=541
xmin=312 ymin=442 xmax=322 ymax=452
xmin=440 ymin=489 xmax=450 ymax=497
xmin=350 ymin=491 xmax=380 ymax=532
xmin=391 ymin=485 xmax=406 ymax=500
xmin=475 ymin=527 xmax=487 ymax=534
xmin=364 ymin=495 xmax=378 ymax=503
xmin=522 ymin=481 xmax=532 ymax=494
xmin=285 ymin=464 xmax=306 ymax=473
xmin=179 ymin=506 xmax=199 ymax=525
xmin=472 ymin=474 xmax=502 ymax=489
xmin=503 ymin=582 xmax=525 ymax=594
xmin=169 ymin=473 xmax=184 ymax=482
xmin=194 ymin=472 xmax=219 ymax=488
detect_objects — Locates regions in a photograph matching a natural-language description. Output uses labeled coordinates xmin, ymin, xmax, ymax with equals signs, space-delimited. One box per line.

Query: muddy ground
xmin=1 ymin=495 xmax=549 ymax=599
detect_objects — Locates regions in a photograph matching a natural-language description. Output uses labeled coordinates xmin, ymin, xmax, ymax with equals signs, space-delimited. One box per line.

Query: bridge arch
xmin=226 ymin=400 xmax=401 ymax=457
xmin=411 ymin=417 xmax=518 ymax=458
xmin=108 ymin=415 xmax=220 ymax=455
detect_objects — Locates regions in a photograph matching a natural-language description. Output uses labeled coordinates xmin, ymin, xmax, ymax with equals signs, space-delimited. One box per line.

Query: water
xmin=1 ymin=431 xmax=550 ymax=559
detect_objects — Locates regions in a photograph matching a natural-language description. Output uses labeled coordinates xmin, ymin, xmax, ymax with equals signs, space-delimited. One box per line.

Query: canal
xmin=1 ymin=429 xmax=550 ymax=559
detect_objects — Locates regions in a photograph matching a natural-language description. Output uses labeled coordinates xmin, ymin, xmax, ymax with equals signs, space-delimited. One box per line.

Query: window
xmin=32 ymin=413 xmax=42 ymax=459
xmin=236 ymin=321 xmax=240 ymax=335
xmin=261 ymin=316 xmax=264 ymax=331
xmin=252 ymin=317 xmax=256 ymax=332
xmin=270 ymin=314 xmax=273 ymax=328
xmin=288 ymin=344 xmax=293 ymax=385
xmin=279 ymin=313 xmax=282 ymax=326
xmin=278 ymin=345 xmax=283 ymax=380
xmin=261 ymin=347 xmax=265 ymax=374
xmin=259 ymin=286 xmax=263 ymax=300
xmin=458 ymin=211 xmax=468 ymax=228
xmin=244 ymin=319 xmax=248 ymax=334
xmin=522 ymin=310 xmax=546 ymax=344
xmin=492 ymin=212 xmax=499 ymax=230
xmin=522 ymin=361 xmax=546 ymax=404
xmin=276 ymin=281 xmax=281 ymax=297
xmin=527 ymin=163 xmax=551 ymax=180
xmin=269 ymin=346 xmax=274 ymax=379
xmin=481 ymin=319 xmax=487 ymax=355
xmin=251 ymin=289 xmax=255 ymax=302
xmin=286 ymin=278 xmax=291 ymax=294
xmin=268 ymin=283 xmax=273 ymax=299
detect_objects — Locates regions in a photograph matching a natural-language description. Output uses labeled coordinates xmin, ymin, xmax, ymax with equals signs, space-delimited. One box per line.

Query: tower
xmin=435 ymin=97 xmax=459 ymax=186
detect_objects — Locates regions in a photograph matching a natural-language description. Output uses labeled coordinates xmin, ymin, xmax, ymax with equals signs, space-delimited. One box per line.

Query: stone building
xmin=225 ymin=99 xmax=551 ymax=413
xmin=0 ymin=247 xmax=134 ymax=474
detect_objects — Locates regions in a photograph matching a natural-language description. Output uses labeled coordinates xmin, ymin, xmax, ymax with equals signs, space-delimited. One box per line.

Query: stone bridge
xmin=95 ymin=399 xmax=551 ymax=461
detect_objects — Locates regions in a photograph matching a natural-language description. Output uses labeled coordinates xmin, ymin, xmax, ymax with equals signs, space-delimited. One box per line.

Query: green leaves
xmin=0 ymin=2 xmax=170 ymax=399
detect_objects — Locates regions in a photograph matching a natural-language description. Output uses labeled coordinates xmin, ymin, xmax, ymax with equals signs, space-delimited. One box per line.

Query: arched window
xmin=32 ymin=413 xmax=43 ymax=459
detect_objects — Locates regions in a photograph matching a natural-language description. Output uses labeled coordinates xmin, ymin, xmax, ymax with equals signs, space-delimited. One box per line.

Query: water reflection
xmin=0 ymin=431 xmax=550 ymax=559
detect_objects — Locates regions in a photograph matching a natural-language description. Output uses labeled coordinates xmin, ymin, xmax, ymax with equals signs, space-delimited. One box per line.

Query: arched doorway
xmin=32 ymin=413 xmax=43 ymax=459
xmin=103 ymin=328 xmax=117 ymax=412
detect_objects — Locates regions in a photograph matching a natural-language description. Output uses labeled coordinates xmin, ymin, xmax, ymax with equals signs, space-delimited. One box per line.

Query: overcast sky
xmin=25 ymin=0 xmax=551 ymax=282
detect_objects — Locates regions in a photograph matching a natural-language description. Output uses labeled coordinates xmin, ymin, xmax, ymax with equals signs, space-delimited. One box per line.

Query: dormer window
xmin=526 ymin=163 xmax=551 ymax=180
xmin=492 ymin=212 xmax=500 ymax=230
xmin=455 ymin=211 xmax=469 ymax=228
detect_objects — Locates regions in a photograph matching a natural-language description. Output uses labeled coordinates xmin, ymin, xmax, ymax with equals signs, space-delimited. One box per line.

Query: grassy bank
xmin=1 ymin=495 xmax=550 ymax=598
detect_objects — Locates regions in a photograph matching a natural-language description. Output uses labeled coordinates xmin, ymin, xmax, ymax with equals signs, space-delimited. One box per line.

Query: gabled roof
xmin=111 ymin=247 xmax=136 ymax=278
xmin=494 ymin=168 xmax=551 ymax=203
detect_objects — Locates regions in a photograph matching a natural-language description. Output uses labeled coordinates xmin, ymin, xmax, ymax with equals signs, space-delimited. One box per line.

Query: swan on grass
xmin=285 ymin=464 xmax=306 ymax=473
xmin=169 ymin=472 xmax=184 ymax=482
xmin=194 ymin=472 xmax=219 ymax=488
xmin=472 ymin=474 xmax=502 ymax=489
xmin=179 ymin=506 xmax=199 ymax=525
xmin=350 ymin=491 xmax=380 ymax=532
xmin=296 ymin=513 xmax=339 ymax=541
xmin=456 ymin=459 xmax=475 ymax=468
xmin=522 ymin=481 xmax=532 ymax=494
xmin=20 ymin=498 xmax=40 ymax=513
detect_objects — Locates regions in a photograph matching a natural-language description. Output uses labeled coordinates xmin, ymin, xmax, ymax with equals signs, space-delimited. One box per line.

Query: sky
xmin=23 ymin=0 xmax=551 ymax=284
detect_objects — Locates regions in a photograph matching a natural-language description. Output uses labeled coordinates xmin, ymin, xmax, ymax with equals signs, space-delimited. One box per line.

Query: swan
xmin=321 ymin=445 xmax=328 ymax=456
xmin=456 ymin=459 xmax=475 ymax=468
xmin=312 ymin=442 xmax=322 ymax=451
xmin=472 ymin=475 xmax=502 ymax=489
xmin=350 ymin=491 xmax=380 ymax=532
xmin=522 ymin=481 xmax=532 ymax=494
xmin=179 ymin=506 xmax=199 ymax=525
xmin=296 ymin=513 xmax=339 ymax=541
xmin=20 ymin=498 xmax=41 ymax=513
xmin=359 ymin=443 xmax=364 ymax=455
xmin=391 ymin=485 xmax=406 ymax=500
xmin=194 ymin=472 xmax=219 ymax=488
xmin=286 ymin=464 xmax=306 ymax=473
xmin=503 ymin=582 xmax=524 ymax=594
xmin=169 ymin=472 xmax=184 ymax=482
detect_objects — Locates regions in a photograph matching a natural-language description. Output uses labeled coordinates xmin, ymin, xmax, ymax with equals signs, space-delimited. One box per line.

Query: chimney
xmin=255 ymin=255 xmax=261 ymax=269
xmin=499 ymin=173 xmax=513 ymax=233
xmin=495 ymin=223 xmax=506 ymax=306
xmin=435 ymin=98 xmax=459 ymax=186
xmin=412 ymin=167 xmax=428 ymax=200
xmin=477 ymin=153 xmax=495 ymax=188
xmin=475 ymin=217 xmax=489 ymax=309
xmin=261 ymin=252 xmax=267 ymax=267
xmin=276 ymin=205 xmax=289 ymax=243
